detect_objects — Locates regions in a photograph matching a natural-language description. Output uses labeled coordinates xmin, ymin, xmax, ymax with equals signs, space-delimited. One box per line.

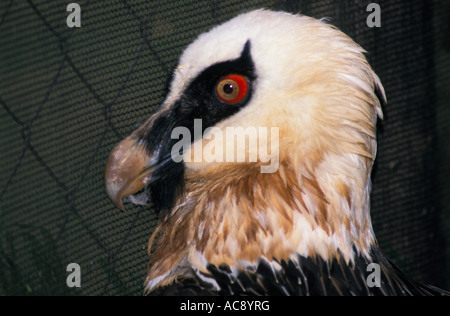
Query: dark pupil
xmin=223 ymin=83 xmax=234 ymax=94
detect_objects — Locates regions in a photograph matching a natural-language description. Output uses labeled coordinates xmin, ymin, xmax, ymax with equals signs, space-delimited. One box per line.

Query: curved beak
xmin=105 ymin=137 xmax=154 ymax=211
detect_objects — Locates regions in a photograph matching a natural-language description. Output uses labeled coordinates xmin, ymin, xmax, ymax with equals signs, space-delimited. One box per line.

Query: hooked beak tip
xmin=105 ymin=182 xmax=126 ymax=212
xmin=105 ymin=137 xmax=153 ymax=211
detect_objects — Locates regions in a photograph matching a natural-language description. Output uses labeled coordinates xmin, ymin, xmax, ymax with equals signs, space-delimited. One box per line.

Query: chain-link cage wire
xmin=0 ymin=0 xmax=448 ymax=296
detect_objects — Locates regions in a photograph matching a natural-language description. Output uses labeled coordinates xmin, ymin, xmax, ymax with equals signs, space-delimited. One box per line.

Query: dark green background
xmin=1 ymin=0 xmax=449 ymax=295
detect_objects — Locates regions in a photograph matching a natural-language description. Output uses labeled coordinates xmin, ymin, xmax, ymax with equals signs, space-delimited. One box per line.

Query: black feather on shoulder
xmin=147 ymin=247 xmax=449 ymax=296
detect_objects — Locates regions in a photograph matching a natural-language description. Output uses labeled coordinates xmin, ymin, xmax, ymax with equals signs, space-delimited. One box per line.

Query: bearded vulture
xmin=105 ymin=9 xmax=449 ymax=296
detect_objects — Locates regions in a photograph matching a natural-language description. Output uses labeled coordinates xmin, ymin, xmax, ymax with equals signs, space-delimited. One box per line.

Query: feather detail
xmin=149 ymin=247 xmax=450 ymax=296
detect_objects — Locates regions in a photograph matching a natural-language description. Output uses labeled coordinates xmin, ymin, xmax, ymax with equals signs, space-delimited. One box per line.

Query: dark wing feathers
xmin=148 ymin=247 xmax=450 ymax=296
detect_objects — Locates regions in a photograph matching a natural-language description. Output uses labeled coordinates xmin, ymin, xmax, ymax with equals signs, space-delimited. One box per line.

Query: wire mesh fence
xmin=0 ymin=0 xmax=449 ymax=295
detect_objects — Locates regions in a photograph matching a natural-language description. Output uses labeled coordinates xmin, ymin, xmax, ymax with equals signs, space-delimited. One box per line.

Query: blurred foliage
xmin=0 ymin=210 xmax=77 ymax=295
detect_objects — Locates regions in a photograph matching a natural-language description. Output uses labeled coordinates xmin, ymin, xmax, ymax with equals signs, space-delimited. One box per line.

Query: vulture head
xmin=105 ymin=9 xmax=387 ymax=293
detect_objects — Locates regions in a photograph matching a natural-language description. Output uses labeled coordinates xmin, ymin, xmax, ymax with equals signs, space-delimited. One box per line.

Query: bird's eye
xmin=216 ymin=74 xmax=249 ymax=104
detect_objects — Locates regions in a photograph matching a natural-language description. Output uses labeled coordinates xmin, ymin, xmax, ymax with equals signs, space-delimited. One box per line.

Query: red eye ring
xmin=216 ymin=74 xmax=249 ymax=104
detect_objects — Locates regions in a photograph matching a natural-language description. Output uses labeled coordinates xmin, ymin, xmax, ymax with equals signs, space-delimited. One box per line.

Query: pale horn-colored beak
xmin=105 ymin=137 xmax=154 ymax=211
